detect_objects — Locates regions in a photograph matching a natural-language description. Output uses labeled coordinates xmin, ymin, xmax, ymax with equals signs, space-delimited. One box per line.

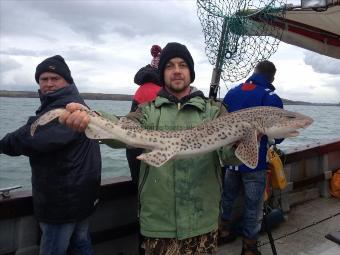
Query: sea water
xmin=1 ymin=97 xmax=340 ymax=190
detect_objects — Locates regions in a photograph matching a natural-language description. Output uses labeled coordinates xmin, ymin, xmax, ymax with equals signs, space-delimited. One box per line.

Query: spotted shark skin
xmin=30 ymin=107 xmax=313 ymax=169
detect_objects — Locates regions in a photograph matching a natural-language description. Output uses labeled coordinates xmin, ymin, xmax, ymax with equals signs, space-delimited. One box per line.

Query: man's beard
xmin=166 ymin=80 xmax=189 ymax=93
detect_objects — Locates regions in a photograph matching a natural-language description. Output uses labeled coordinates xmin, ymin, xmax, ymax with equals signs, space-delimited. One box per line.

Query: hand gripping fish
xmin=30 ymin=107 xmax=313 ymax=168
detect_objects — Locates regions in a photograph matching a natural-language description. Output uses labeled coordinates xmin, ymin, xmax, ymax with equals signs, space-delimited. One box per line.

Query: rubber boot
xmin=241 ymin=238 xmax=262 ymax=255
xmin=218 ymin=219 xmax=237 ymax=245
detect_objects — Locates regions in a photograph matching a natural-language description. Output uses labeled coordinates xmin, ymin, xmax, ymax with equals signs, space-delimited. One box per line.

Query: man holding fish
xmin=60 ymin=42 xmax=241 ymax=254
xmin=58 ymin=42 xmax=313 ymax=255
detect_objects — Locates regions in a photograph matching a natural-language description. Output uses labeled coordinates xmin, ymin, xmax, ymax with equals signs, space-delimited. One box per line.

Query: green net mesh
xmin=197 ymin=0 xmax=286 ymax=83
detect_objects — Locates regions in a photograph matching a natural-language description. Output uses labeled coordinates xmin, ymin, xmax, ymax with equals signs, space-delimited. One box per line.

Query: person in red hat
xmin=126 ymin=44 xmax=163 ymax=255
xmin=127 ymin=45 xmax=163 ymax=185
xmin=130 ymin=45 xmax=162 ymax=112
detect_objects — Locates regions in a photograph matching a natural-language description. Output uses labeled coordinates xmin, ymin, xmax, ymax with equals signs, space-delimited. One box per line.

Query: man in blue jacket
xmin=219 ymin=60 xmax=283 ymax=255
xmin=0 ymin=55 xmax=101 ymax=255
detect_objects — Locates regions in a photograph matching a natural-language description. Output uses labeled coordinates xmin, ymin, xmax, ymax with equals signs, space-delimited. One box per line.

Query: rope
xmin=258 ymin=211 xmax=340 ymax=247
xmin=197 ymin=0 xmax=286 ymax=83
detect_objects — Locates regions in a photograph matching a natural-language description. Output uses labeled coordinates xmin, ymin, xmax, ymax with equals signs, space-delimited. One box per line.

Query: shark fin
xmin=235 ymin=129 xmax=259 ymax=169
xmin=85 ymin=121 xmax=119 ymax=140
xmin=137 ymin=149 xmax=176 ymax=167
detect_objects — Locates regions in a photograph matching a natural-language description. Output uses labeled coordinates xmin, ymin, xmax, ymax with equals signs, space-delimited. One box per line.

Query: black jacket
xmin=0 ymin=84 xmax=101 ymax=223
xmin=133 ymin=64 xmax=160 ymax=86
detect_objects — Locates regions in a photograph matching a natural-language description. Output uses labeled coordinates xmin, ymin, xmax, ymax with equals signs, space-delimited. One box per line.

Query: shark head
xmin=256 ymin=107 xmax=314 ymax=139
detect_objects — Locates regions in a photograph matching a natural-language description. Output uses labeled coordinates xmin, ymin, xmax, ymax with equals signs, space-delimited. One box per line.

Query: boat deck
xmin=218 ymin=197 xmax=340 ymax=255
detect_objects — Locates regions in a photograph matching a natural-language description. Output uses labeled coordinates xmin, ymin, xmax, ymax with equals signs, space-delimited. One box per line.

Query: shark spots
xmin=31 ymin=106 xmax=313 ymax=169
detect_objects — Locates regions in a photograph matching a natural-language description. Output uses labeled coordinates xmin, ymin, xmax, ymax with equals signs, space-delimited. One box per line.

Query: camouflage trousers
xmin=142 ymin=230 xmax=218 ymax=255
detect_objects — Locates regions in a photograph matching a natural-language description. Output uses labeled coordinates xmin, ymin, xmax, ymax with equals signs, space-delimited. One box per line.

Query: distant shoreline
xmin=0 ymin=90 xmax=339 ymax=106
xmin=0 ymin=90 xmax=133 ymax=101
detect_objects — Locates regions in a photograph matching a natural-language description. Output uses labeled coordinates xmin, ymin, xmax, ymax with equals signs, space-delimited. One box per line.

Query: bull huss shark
xmin=30 ymin=106 xmax=313 ymax=169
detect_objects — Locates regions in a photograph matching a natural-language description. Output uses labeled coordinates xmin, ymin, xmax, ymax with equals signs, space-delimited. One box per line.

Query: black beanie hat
xmin=35 ymin=55 xmax=74 ymax=84
xmin=158 ymin=42 xmax=195 ymax=85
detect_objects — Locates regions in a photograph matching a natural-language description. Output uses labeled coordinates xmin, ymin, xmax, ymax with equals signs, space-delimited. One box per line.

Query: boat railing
xmin=1 ymin=138 xmax=340 ymax=254
xmin=273 ymin=139 xmax=340 ymax=212
xmin=0 ymin=185 xmax=22 ymax=199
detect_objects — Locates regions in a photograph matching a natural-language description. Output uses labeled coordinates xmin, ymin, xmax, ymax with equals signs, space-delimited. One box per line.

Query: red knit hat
xmin=150 ymin=45 xmax=162 ymax=68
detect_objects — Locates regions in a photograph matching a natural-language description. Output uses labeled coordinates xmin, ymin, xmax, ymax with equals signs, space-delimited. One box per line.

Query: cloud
xmin=0 ymin=56 xmax=22 ymax=74
xmin=304 ymin=51 xmax=340 ymax=75
xmin=324 ymin=76 xmax=340 ymax=97
xmin=2 ymin=1 xmax=201 ymax=43
xmin=0 ymin=0 xmax=339 ymax=104
xmin=0 ymin=56 xmax=35 ymax=91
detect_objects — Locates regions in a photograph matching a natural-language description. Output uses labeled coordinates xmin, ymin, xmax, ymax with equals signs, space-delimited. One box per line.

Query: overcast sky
xmin=1 ymin=0 xmax=339 ymax=103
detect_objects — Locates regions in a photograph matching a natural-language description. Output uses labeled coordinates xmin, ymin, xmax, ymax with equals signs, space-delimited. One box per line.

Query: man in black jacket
xmin=0 ymin=55 xmax=101 ymax=255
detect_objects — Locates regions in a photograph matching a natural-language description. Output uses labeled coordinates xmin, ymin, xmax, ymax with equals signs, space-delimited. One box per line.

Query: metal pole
xmin=263 ymin=202 xmax=278 ymax=255
xmin=209 ymin=17 xmax=229 ymax=99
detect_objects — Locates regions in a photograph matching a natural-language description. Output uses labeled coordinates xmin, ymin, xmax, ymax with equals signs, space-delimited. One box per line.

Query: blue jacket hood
xmin=245 ymin=73 xmax=276 ymax=91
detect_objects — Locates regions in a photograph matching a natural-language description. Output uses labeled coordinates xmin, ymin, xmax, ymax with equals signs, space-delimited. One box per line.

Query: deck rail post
xmin=319 ymin=154 xmax=331 ymax=198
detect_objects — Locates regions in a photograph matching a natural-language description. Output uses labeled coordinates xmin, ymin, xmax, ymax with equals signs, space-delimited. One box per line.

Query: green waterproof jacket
xmin=126 ymin=88 xmax=239 ymax=240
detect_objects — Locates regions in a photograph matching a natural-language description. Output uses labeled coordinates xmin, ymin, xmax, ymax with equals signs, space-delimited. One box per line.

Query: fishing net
xmin=197 ymin=0 xmax=286 ymax=83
